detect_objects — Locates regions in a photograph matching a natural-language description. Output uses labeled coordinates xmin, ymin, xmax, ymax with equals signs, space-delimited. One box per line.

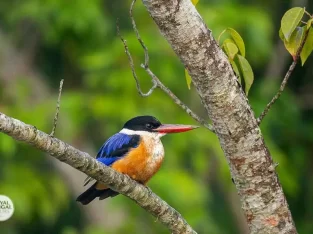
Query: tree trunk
xmin=141 ymin=0 xmax=297 ymax=233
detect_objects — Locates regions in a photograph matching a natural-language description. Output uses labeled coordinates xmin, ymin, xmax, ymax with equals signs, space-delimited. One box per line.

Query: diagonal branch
xmin=257 ymin=29 xmax=310 ymax=124
xmin=0 ymin=112 xmax=197 ymax=234
xmin=117 ymin=0 xmax=214 ymax=132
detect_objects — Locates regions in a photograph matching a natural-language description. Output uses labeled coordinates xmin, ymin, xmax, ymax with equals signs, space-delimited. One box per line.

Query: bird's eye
xmin=146 ymin=123 xmax=153 ymax=129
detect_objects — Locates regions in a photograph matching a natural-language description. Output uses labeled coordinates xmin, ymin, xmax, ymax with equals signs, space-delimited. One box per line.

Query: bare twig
xmin=117 ymin=0 xmax=214 ymax=132
xmin=116 ymin=19 xmax=157 ymax=97
xmin=50 ymin=79 xmax=64 ymax=136
xmin=304 ymin=10 xmax=312 ymax=18
xmin=130 ymin=0 xmax=149 ymax=67
xmin=257 ymin=29 xmax=310 ymax=124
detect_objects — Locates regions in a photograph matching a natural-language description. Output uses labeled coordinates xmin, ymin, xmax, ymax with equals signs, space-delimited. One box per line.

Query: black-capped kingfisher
xmin=76 ymin=115 xmax=198 ymax=205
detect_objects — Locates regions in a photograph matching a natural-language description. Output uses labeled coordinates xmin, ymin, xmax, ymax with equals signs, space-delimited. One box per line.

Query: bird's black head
xmin=123 ymin=116 xmax=162 ymax=132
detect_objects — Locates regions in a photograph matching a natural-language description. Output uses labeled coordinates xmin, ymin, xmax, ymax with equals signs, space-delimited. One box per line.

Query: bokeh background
xmin=0 ymin=0 xmax=313 ymax=233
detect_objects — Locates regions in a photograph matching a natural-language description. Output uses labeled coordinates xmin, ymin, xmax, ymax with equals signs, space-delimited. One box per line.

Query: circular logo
xmin=0 ymin=195 xmax=14 ymax=221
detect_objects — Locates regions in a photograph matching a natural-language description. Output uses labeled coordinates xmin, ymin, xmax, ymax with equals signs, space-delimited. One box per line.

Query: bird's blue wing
xmin=96 ymin=133 xmax=140 ymax=166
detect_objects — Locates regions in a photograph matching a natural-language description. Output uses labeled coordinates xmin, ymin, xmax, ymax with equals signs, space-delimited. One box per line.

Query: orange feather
xmin=112 ymin=140 xmax=162 ymax=183
xmin=95 ymin=139 xmax=163 ymax=190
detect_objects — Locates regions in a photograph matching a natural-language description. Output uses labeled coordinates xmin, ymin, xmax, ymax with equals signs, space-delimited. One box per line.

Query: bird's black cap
xmin=123 ymin=116 xmax=161 ymax=132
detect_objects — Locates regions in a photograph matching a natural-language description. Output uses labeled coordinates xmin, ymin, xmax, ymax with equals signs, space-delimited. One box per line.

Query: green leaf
xmin=237 ymin=55 xmax=254 ymax=95
xmin=191 ymin=0 xmax=199 ymax=6
xmin=226 ymin=28 xmax=245 ymax=57
xmin=185 ymin=69 xmax=192 ymax=89
xmin=230 ymin=60 xmax=241 ymax=84
xmin=282 ymin=26 xmax=305 ymax=60
xmin=300 ymin=27 xmax=313 ymax=65
xmin=281 ymin=7 xmax=305 ymax=41
xmin=223 ymin=39 xmax=239 ymax=60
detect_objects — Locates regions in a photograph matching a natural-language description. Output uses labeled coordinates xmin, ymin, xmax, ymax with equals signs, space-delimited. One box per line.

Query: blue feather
xmin=97 ymin=133 xmax=130 ymax=156
xmin=96 ymin=133 xmax=139 ymax=166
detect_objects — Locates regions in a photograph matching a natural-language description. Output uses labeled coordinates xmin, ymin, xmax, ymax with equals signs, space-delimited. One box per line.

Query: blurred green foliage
xmin=0 ymin=0 xmax=313 ymax=233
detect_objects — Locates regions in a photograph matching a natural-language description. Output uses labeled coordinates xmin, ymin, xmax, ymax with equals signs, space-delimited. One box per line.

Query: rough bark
xmin=0 ymin=112 xmax=196 ymax=234
xmin=141 ymin=0 xmax=297 ymax=233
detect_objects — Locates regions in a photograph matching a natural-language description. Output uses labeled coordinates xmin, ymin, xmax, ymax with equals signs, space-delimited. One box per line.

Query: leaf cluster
xmin=218 ymin=28 xmax=254 ymax=95
xmin=280 ymin=7 xmax=313 ymax=65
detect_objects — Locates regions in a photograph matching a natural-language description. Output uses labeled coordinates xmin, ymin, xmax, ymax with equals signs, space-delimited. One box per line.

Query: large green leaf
xmin=281 ymin=26 xmax=305 ymax=60
xmin=226 ymin=28 xmax=245 ymax=57
xmin=218 ymin=28 xmax=246 ymax=57
xmin=237 ymin=55 xmax=254 ymax=95
xmin=185 ymin=69 xmax=192 ymax=89
xmin=223 ymin=38 xmax=239 ymax=60
xmin=281 ymin=7 xmax=305 ymax=41
xmin=300 ymin=27 xmax=313 ymax=65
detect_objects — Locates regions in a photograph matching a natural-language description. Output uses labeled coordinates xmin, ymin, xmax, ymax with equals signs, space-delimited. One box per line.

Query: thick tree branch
xmin=257 ymin=29 xmax=310 ymax=124
xmin=141 ymin=0 xmax=297 ymax=233
xmin=0 ymin=112 xmax=196 ymax=234
xmin=117 ymin=0 xmax=214 ymax=132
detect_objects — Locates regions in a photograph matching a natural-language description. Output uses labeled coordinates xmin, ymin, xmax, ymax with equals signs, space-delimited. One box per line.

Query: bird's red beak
xmin=154 ymin=124 xmax=199 ymax=133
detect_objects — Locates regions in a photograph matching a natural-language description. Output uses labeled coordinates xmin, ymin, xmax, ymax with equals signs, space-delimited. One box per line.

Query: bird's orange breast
xmin=111 ymin=140 xmax=163 ymax=184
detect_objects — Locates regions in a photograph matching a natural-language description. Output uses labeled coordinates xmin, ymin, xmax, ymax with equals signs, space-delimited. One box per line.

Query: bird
xmin=76 ymin=115 xmax=198 ymax=205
